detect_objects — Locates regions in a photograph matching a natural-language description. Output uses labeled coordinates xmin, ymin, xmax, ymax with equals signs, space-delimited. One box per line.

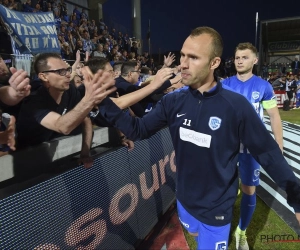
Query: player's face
xmin=234 ymin=49 xmax=258 ymax=75
xmin=180 ymin=34 xmax=215 ymax=88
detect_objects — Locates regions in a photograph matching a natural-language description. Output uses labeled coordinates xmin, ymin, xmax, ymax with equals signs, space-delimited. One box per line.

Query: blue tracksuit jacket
xmin=100 ymin=81 xmax=300 ymax=226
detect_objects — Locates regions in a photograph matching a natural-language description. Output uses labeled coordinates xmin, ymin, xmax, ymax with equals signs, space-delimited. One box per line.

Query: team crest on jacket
xmin=209 ymin=117 xmax=222 ymax=130
xmin=252 ymin=91 xmax=260 ymax=100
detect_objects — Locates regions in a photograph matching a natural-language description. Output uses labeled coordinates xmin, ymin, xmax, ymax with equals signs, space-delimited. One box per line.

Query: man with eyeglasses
xmin=16 ymin=53 xmax=115 ymax=168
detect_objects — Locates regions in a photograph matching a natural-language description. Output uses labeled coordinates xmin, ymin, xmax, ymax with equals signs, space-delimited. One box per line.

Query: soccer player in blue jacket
xmin=99 ymin=27 xmax=300 ymax=250
xmin=222 ymin=43 xmax=283 ymax=250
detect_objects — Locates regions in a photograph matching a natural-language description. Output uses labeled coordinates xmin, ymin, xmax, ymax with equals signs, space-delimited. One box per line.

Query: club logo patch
xmin=254 ymin=169 xmax=260 ymax=177
xmin=252 ymin=91 xmax=260 ymax=100
xmin=215 ymin=241 xmax=227 ymax=250
xmin=209 ymin=117 xmax=222 ymax=131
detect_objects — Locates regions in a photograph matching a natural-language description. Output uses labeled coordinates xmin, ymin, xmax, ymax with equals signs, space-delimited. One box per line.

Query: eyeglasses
xmin=42 ymin=67 xmax=72 ymax=76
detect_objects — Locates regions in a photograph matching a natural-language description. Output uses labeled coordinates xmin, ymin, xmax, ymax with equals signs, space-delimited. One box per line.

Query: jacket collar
xmin=188 ymin=80 xmax=222 ymax=99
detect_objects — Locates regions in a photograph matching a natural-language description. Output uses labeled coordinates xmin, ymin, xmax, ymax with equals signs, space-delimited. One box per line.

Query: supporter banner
xmin=0 ymin=5 xmax=60 ymax=55
xmin=268 ymin=41 xmax=300 ymax=52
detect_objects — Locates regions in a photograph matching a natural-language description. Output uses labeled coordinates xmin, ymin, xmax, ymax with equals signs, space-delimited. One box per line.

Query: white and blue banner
xmin=0 ymin=5 xmax=60 ymax=55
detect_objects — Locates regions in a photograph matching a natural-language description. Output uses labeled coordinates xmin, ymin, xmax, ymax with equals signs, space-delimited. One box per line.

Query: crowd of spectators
xmin=262 ymin=57 xmax=300 ymax=100
xmin=0 ymin=49 xmax=182 ymax=160
xmin=269 ymin=72 xmax=300 ymax=109
xmin=0 ymin=0 xmax=157 ymax=71
xmin=49 ymin=2 xmax=154 ymax=69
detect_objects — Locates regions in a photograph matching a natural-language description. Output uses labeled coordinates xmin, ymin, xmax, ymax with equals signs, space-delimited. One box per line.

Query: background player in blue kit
xmin=99 ymin=27 xmax=300 ymax=250
xmin=222 ymin=43 xmax=283 ymax=250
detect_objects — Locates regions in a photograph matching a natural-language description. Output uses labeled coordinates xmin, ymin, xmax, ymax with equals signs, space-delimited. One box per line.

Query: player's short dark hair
xmin=235 ymin=42 xmax=257 ymax=56
xmin=190 ymin=26 xmax=223 ymax=59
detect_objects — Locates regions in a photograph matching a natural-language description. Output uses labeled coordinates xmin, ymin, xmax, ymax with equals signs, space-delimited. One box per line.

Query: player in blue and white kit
xmin=222 ymin=43 xmax=283 ymax=250
xmin=99 ymin=27 xmax=300 ymax=250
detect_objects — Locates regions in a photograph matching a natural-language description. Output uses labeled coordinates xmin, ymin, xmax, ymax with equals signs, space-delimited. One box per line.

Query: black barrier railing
xmin=0 ymin=127 xmax=176 ymax=249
